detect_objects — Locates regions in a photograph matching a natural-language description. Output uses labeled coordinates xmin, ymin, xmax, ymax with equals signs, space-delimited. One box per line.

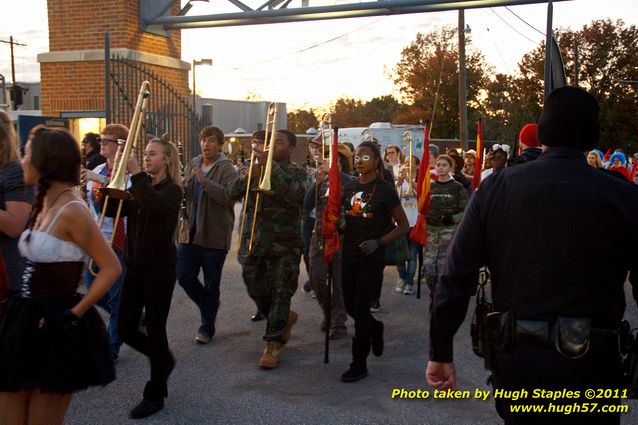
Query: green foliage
xmin=391 ymin=26 xmax=492 ymax=139
xmin=329 ymin=95 xmax=405 ymax=127
xmin=297 ymin=20 xmax=637 ymax=152
xmin=287 ymin=108 xmax=319 ymax=134
xmin=485 ymin=19 xmax=638 ymax=150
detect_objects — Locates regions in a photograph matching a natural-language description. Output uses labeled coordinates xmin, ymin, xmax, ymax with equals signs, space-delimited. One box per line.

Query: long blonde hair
xmin=148 ymin=138 xmax=180 ymax=186
xmin=0 ymin=110 xmax=19 ymax=170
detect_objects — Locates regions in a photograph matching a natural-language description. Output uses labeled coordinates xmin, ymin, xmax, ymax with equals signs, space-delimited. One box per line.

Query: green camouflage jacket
xmin=228 ymin=159 xmax=308 ymax=256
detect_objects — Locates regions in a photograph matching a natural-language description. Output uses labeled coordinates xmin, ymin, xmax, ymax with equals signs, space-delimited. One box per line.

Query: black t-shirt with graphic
xmin=342 ymin=176 xmax=400 ymax=260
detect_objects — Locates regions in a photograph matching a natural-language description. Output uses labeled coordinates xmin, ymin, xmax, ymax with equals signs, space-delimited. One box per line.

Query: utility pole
xmin=458 ymin=9 xmax=468 ymax=151
xmin=0 ymin=36 xmax=27 ymax=110
xmin=574 ymin=40 xmax=579 ymax=86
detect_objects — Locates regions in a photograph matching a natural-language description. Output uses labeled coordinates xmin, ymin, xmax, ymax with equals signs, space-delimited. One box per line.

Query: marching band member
xmin=178 ymin=126 xmax=238 ymax=344
xmin=0 ymin=127 xmax=120 ymax=425
xmin=112 ymin=138 xmax=182 ymax=419
xmin=340 ymin=141 xmax=409 ymax=382
xmin=228 ymin=129 xmax=308 ymax=369
xmin=81 ymin=123 xmax=130 ymax=360
xmin=305 ymin=145 xmax=353 ymax=339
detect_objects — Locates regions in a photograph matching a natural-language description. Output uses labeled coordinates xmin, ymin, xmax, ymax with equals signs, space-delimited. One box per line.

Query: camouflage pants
xmin=242 ymin=251 xmax=301 ymax=344
xmin=422 ymin=226 xmax=457 ymax=292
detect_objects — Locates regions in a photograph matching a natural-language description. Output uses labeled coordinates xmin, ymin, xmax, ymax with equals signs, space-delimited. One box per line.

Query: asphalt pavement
xmin=65 ymin=220 xmax=638 ymax=424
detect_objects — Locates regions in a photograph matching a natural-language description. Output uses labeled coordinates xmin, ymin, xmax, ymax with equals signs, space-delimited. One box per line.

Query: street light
xmin=192 ymin=58 xmax=212 ymax=114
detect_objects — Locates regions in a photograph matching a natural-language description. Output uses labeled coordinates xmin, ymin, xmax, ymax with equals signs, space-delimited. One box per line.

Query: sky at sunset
xmin=1 ymin=0 xmax=637 ymax=110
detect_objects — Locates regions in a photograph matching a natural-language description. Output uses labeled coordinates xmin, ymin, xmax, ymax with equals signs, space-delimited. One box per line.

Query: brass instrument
xmin=401 ymin=131 xmax=416 ymax=198
xmin=88 ymin=81 xmax=150 ymax=275
xmin=256 ymin=103 xmax=278 ymax=195
xmin=238 ymin=102 xmax=278 ymax=256
xmin=319 ymin=112 xmax=333 ymax=166
xmin=312 ymin=112 xmax=333 ymax=250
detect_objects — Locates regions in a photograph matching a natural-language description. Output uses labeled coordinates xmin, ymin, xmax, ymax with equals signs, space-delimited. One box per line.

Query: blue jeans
xmin=396 ymin=236 xmax=420 ymax=285
xmin=84 ymin=247 xmax=125 ymax=354
xmin=177 ymin=243 xmax=227 ymax=337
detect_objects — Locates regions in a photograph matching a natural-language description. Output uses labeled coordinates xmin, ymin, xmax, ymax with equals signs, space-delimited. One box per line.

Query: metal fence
xmin=104 ymin=38 xmax=199 ymax=163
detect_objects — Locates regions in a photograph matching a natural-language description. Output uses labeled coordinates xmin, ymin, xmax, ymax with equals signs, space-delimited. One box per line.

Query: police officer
xmin=426 ymin=86 xmax=638 ymax=425
xmin=228 ymin=129 xmax=308 ymax=369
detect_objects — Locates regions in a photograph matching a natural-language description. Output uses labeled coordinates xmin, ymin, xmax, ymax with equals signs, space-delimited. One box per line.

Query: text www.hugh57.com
xmin=510 ymin=403 xmax=629 ymax=415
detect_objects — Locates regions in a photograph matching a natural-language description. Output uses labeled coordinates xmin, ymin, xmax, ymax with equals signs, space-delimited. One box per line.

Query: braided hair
xmin=26 ymin=127 xmax=81 ymax=234
xmin=357 ymin=141 xmax=386 ymax=181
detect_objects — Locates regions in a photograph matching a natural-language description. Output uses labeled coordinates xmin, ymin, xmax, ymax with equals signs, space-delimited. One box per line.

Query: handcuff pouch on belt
xmin=470 ymin=268 xmax=493 ymax=369
xmin=555 ymin=317 xmax=591 ymax=359
xmin=485 ymin=314 xmax=593 ymax=359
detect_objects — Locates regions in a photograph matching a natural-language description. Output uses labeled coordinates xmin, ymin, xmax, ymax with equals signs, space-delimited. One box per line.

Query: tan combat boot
xmin=281 ymin=310 xmax=298 ymax=343
xmin=258 ymin=341 xmax=283 ymax=369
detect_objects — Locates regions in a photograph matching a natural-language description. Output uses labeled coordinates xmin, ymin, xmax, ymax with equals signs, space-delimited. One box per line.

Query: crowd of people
xmin=0 ymin=84 xmax=636 ymax=424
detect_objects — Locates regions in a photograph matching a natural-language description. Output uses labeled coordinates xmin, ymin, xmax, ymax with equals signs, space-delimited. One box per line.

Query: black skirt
xmin=0 ymin=292 xmax=115 ymax=393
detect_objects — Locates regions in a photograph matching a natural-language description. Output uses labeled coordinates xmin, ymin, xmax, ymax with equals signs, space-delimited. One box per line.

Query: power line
xmin=505 ymin=6 xmax=545 ymax=37
xmin=489 ymin=8 xmax=538 ymax=45
xmin=483 ymin=21 xmax=536 ymax=123
xmin=215 ymin=17 xmax=386 ymax=73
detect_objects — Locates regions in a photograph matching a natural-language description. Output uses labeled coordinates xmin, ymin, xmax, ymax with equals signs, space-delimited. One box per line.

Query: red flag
xmin=603 ymin=149 xmax=611 ymax=162
xmin=322 ymin=129 xmax=342 ymax=264
xmin=408 ymin=124 xmax=431 ymax=245
xmin=473 ymin=118 xmax=483 ymax=191
xmin=631 ymin=160 xmax=638 ymax=182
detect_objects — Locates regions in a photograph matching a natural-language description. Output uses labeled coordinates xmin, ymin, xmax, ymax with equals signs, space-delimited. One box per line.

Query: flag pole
xmin=322 ymin=127 xmax=340 ymax=364
xmin=324 ymin=262 xmax=332 ymax=363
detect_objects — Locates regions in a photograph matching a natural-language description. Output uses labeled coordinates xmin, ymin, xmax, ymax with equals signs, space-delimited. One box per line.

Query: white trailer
xmin=336 ymin=122 xmax=427 ymax=159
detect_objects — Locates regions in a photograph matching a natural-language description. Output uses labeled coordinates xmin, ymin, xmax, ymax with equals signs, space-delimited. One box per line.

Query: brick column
xmin=39 ymin=0 xmax=189 ymax=117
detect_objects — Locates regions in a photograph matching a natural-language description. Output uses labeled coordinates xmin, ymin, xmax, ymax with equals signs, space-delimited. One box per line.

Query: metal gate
xmin=104 ymin=35 xmax=199 ymax=163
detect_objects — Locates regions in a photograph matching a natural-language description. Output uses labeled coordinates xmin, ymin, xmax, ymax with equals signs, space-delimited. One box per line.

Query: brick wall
xmin=41 ymin=61 xmax=189 ymax=116
xmin=47 ymin=0 xmax=181 ymax=57
xmin=43 ymin=0 xmax=188 ymax=117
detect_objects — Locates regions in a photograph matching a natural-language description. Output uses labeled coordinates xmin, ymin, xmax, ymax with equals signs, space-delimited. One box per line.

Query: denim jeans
xmin=84 ymin=247 xmax=125 ymax=354
xmin=396 ymin=235 xmax=420 ymax=285
xmin=177 ymin=243 xmax=227 ymax=337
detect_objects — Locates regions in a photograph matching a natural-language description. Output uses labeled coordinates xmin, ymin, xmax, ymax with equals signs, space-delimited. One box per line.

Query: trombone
xmin=401 ymin=131 xmax=416 ymax=198
xmin=88 ymin=81 xmax=150 ymax=275
xmin=319 ymin=112 xmax=333 ymax=166
xmin=238 ymin=102 xmax=278 ymax=256
xmin=312 ymin=112 xmax=333 ymax=250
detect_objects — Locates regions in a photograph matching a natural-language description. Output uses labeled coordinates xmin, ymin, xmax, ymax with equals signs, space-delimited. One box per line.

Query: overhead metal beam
xmin=145 ymin=0 xmax=572 ymax=30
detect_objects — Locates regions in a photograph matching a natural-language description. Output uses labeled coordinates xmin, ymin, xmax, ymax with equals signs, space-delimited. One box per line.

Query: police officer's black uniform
xmin=428 ymin=87 xmax=638 ymax=425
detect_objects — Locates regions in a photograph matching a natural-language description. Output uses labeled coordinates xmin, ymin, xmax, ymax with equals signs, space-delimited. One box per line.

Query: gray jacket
xmin=182 ymin=154 xmax=238 ymax=250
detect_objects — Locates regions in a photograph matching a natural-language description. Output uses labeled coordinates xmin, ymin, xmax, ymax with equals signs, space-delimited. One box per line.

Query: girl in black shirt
xmin=116 ymin=138 xmax=182 ymax=419
xmin=341 ymin=141 xmax=409 ymax=382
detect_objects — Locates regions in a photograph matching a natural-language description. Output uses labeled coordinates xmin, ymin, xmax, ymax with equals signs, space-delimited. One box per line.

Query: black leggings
xmin=341 ymin=254 xmax=384 ymax=339
xmin=118 ymin=266 xmax=176 ymax=399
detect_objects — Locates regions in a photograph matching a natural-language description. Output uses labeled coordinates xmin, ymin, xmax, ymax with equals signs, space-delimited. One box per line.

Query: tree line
xmin=287 ymin=19 xmax=638 ymax=152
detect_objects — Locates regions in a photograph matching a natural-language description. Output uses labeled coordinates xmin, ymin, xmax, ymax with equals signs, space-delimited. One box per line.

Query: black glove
xmin=359 ymin=238 xmax=383 ymax=255
xmin=440 ymin=214 xmax=455 ymax=226
xmin=52 ymin=309 xmax=80 ymax=331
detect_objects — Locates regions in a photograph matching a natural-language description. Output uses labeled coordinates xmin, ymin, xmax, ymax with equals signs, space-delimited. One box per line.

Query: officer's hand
xmin=426 ymin=361 xmax=456 ymax=390
xmin=359 ymin=239 xmax=381 ymax=255
xmin=440 ymin=214 xmax=455 ymax=226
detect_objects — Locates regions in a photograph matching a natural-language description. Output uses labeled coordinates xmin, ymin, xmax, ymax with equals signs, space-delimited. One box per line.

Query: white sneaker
xmin=403 ymin=284 xmax=415 ymax=295
xmin=395 ymin=279 xmax=406 ymax=293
